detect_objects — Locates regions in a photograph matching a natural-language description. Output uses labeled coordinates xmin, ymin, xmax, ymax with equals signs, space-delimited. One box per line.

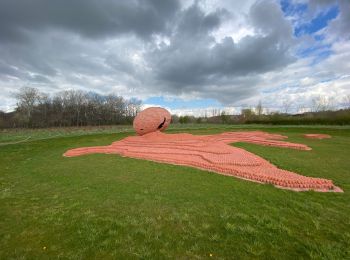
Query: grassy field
xmin=1 ymin=125 xmax=349 ymax=259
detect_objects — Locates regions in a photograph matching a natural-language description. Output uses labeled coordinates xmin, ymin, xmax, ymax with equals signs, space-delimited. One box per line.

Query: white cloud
xmin=236 ymin=40 xmax=350 ymax=113
xmin=0 ymin=0 xmax=349 ymax=115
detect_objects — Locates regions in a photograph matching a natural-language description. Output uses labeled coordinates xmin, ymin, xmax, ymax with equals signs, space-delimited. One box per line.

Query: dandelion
xmin=43 ymin=246 xmax=47 ymax=250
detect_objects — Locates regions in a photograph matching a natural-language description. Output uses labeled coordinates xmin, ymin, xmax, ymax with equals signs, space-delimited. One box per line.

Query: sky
xmin=0 ymin=0 xmax=349 ymax=115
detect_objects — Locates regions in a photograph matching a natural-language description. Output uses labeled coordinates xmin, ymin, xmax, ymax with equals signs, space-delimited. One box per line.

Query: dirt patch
xmin=64 ymin=131 xmax=342 ymax=193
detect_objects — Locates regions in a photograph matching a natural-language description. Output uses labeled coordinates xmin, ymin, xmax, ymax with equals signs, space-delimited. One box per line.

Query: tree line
xmin=170 ymin=97 xmax=350 ymax=125
xmin=0 ymin=87 xmax=142 ymax=128
xmin=1 ymin=88 xmax=349 ymax=128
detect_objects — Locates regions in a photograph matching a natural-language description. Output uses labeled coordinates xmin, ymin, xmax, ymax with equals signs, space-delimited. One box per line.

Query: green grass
xmin=0 ymin=125 xmax=134 ymax=145
xmin=2 ymin=124 xmax=350 ymax=145
xmin=1 ymin=126 xmax=350 ymax=259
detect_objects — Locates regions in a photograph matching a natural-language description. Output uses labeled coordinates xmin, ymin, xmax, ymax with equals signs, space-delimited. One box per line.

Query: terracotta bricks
xmin=133 ymin=107 xmax=171 ymax=135
xmin=63 ymin=108 xmax=342 ymax=193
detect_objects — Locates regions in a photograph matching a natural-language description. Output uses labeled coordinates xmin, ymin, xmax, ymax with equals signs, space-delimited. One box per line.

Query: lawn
xmin=1 ymin=125 xmax=349 ymax=259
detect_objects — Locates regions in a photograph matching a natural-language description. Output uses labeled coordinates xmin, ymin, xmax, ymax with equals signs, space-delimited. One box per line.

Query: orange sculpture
xmin=64 ymin=108 xmax=342 ymax=192
xmin=133 ymin=107 xmax=171 ymax=135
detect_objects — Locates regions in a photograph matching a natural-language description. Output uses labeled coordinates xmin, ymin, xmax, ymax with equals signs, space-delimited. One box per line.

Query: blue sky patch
xmin=280 ymin=0 xmax=307 ymax=17
xmin=280 ymin=0 xmax=339 ymax=37
xmin=280 ymin=0 xmax=337 ymax=64
xmin=144 ymin=96 xmax=222 ymax=109
xmin=313 ymin=34 xmax=325 ymax=42
xmin=296 ymin=43 xmax=332 ymax=64
xmin=295 ymin=5 xmax=338 ymax=36
xmin=297 ymin=43 xmax=332 ymax=57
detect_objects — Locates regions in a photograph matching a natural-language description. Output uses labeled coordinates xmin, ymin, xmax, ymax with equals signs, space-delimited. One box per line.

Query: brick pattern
xmin=64 ymin=130 xmax=342 ymax=193
xmin=133 ymin=107 xmax=171 ymax=135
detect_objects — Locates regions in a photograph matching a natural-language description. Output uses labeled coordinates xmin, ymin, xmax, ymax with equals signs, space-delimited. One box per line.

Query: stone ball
xmin=133 ymin=107 xmax=172 ymax=135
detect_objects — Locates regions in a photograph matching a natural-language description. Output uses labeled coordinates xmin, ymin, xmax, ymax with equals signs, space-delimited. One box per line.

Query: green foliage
xmin=179 ymin=116 xmax=190 ymax=124
xmin=0 ymin=126 xmax=350 ymax=258
xmin=220 ymin=111 xmax=230 ymax=124
xmin=241 ymin=108 xmax=255 ymax=120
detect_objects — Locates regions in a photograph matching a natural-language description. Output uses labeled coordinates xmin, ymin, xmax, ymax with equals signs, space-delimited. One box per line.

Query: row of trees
xmin=1 ymin=88 xmax=349 ymax=128
xmin=170 ymin=97 xmax=350 ymax=125
xmin=0 ymin=87 xmax=142 ymax=128
xmin=242 ymin=109 xmax=350 ymax=125
xmin=238 ymin=97 xmax=350 ymax=125
xmin=170 ymin=109 xmax=350 ymax=125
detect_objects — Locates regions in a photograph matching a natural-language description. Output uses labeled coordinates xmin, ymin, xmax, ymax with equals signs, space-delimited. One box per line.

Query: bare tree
xmin=343 ymin=94 xmax=350 ymax=109
xmin=126 ymin=98 xmax=142 ymax=118
xmin=311 ymin=95 xmax=334 ymax=112
xmin=35 ymin=92 xmax=51 ymax=127
xmin=282 ymin=99 xmax=293 ymax=114
xmin=10 ymin=87 xmax=142 ymax=128
xmin=105 ymin=94 xmax=126 ymax=123
xmin=14 ymin=87 xmax=40 ymax=127
xmin=255 ymin=101 xmax=263 ymax=116
xmin=204 ymin=109 xmax=208 ymax=118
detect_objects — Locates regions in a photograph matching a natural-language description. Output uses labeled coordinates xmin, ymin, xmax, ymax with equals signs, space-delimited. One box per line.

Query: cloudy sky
xmin=0 ymin=0 xmax=349 ymax=115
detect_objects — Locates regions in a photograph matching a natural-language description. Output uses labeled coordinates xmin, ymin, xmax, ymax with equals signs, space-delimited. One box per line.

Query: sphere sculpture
xmin=133 ymin=107 xmax=171 ymax=135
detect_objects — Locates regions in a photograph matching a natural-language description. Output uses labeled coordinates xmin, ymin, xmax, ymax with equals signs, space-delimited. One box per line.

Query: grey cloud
xmin=0 ymin=37 xmax=58 ymax=76
xmin=309 ymin=0 xmax=337 ymax=7
xmin=175 ymin=4 xmax=228 ymax=38
xmin=30 ymin=74 xmax=52 ymax=84
xmin=0 ymin=0 xmax=319 ymax=111
xmin=0 ymin=62 xmax=19 ymax=78
xmin=328 ymin=0 xmax=350 ymax=39
xmin=147 ymin=0 xmax=295 ymax=104
xmin=105 ymin=54 xmax=136 ymax=76
xmin=196 ymin=76 xmax=261 ymax=105
xmin=250 ymin=0 xmax=293 ymax=39
xmin=0 ymin=0 xmax=180 ymax=42
xmin=308 ymin=0 xmax=346 ymax=8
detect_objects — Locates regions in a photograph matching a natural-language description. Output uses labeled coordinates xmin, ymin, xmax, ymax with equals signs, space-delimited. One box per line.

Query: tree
xmin=211 ymin=108 xmax=221 ymax=117
xmin=241 ymin=108 xmax=255 ymax=119
xmin=179 ymin=116 xmax=190 ymax=124
xmin=296 ymin=103 xmax=308 ymax=114
xmin=311 ymin=96 xmax=334 ymax=112
xmin=0 ymin=111 xmax=4 ymax=128
xmin=9 ymin=87 xmax=142 ymax=128
xmin=220 ymin=111 xmax=230 ymax=124
xmin=105 ymin=94 xmax=125 ymax=124
xmin=282 ymin=99 xmax=293 ymax=114
xmin=171 ymin=114 xmax=179 ymax=124
xmin=255 ymin=101 xmax=263 ymax=116
xmin=126 ymin=98 xmax=142 ymax=118
xmin=344 ymin=94 xmax=350 ymax=109
xmin=14 ymin=87 xmax=40 ymax=127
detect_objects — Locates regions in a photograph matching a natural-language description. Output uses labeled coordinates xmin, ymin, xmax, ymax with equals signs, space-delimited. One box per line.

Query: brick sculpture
xmin=64 ymin=108 xmax=342 ymax=192
xmin=133 ymin=107 xmax=171 ymax=135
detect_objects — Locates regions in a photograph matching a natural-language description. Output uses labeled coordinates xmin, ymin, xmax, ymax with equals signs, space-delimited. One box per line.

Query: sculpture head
xmin=133 ymin=107 xmax=171 ymax=135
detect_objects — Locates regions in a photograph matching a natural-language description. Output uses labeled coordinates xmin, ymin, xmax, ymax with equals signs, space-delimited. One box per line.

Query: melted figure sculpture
xmin=64 ymin=107 xmax=342 ymax=192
